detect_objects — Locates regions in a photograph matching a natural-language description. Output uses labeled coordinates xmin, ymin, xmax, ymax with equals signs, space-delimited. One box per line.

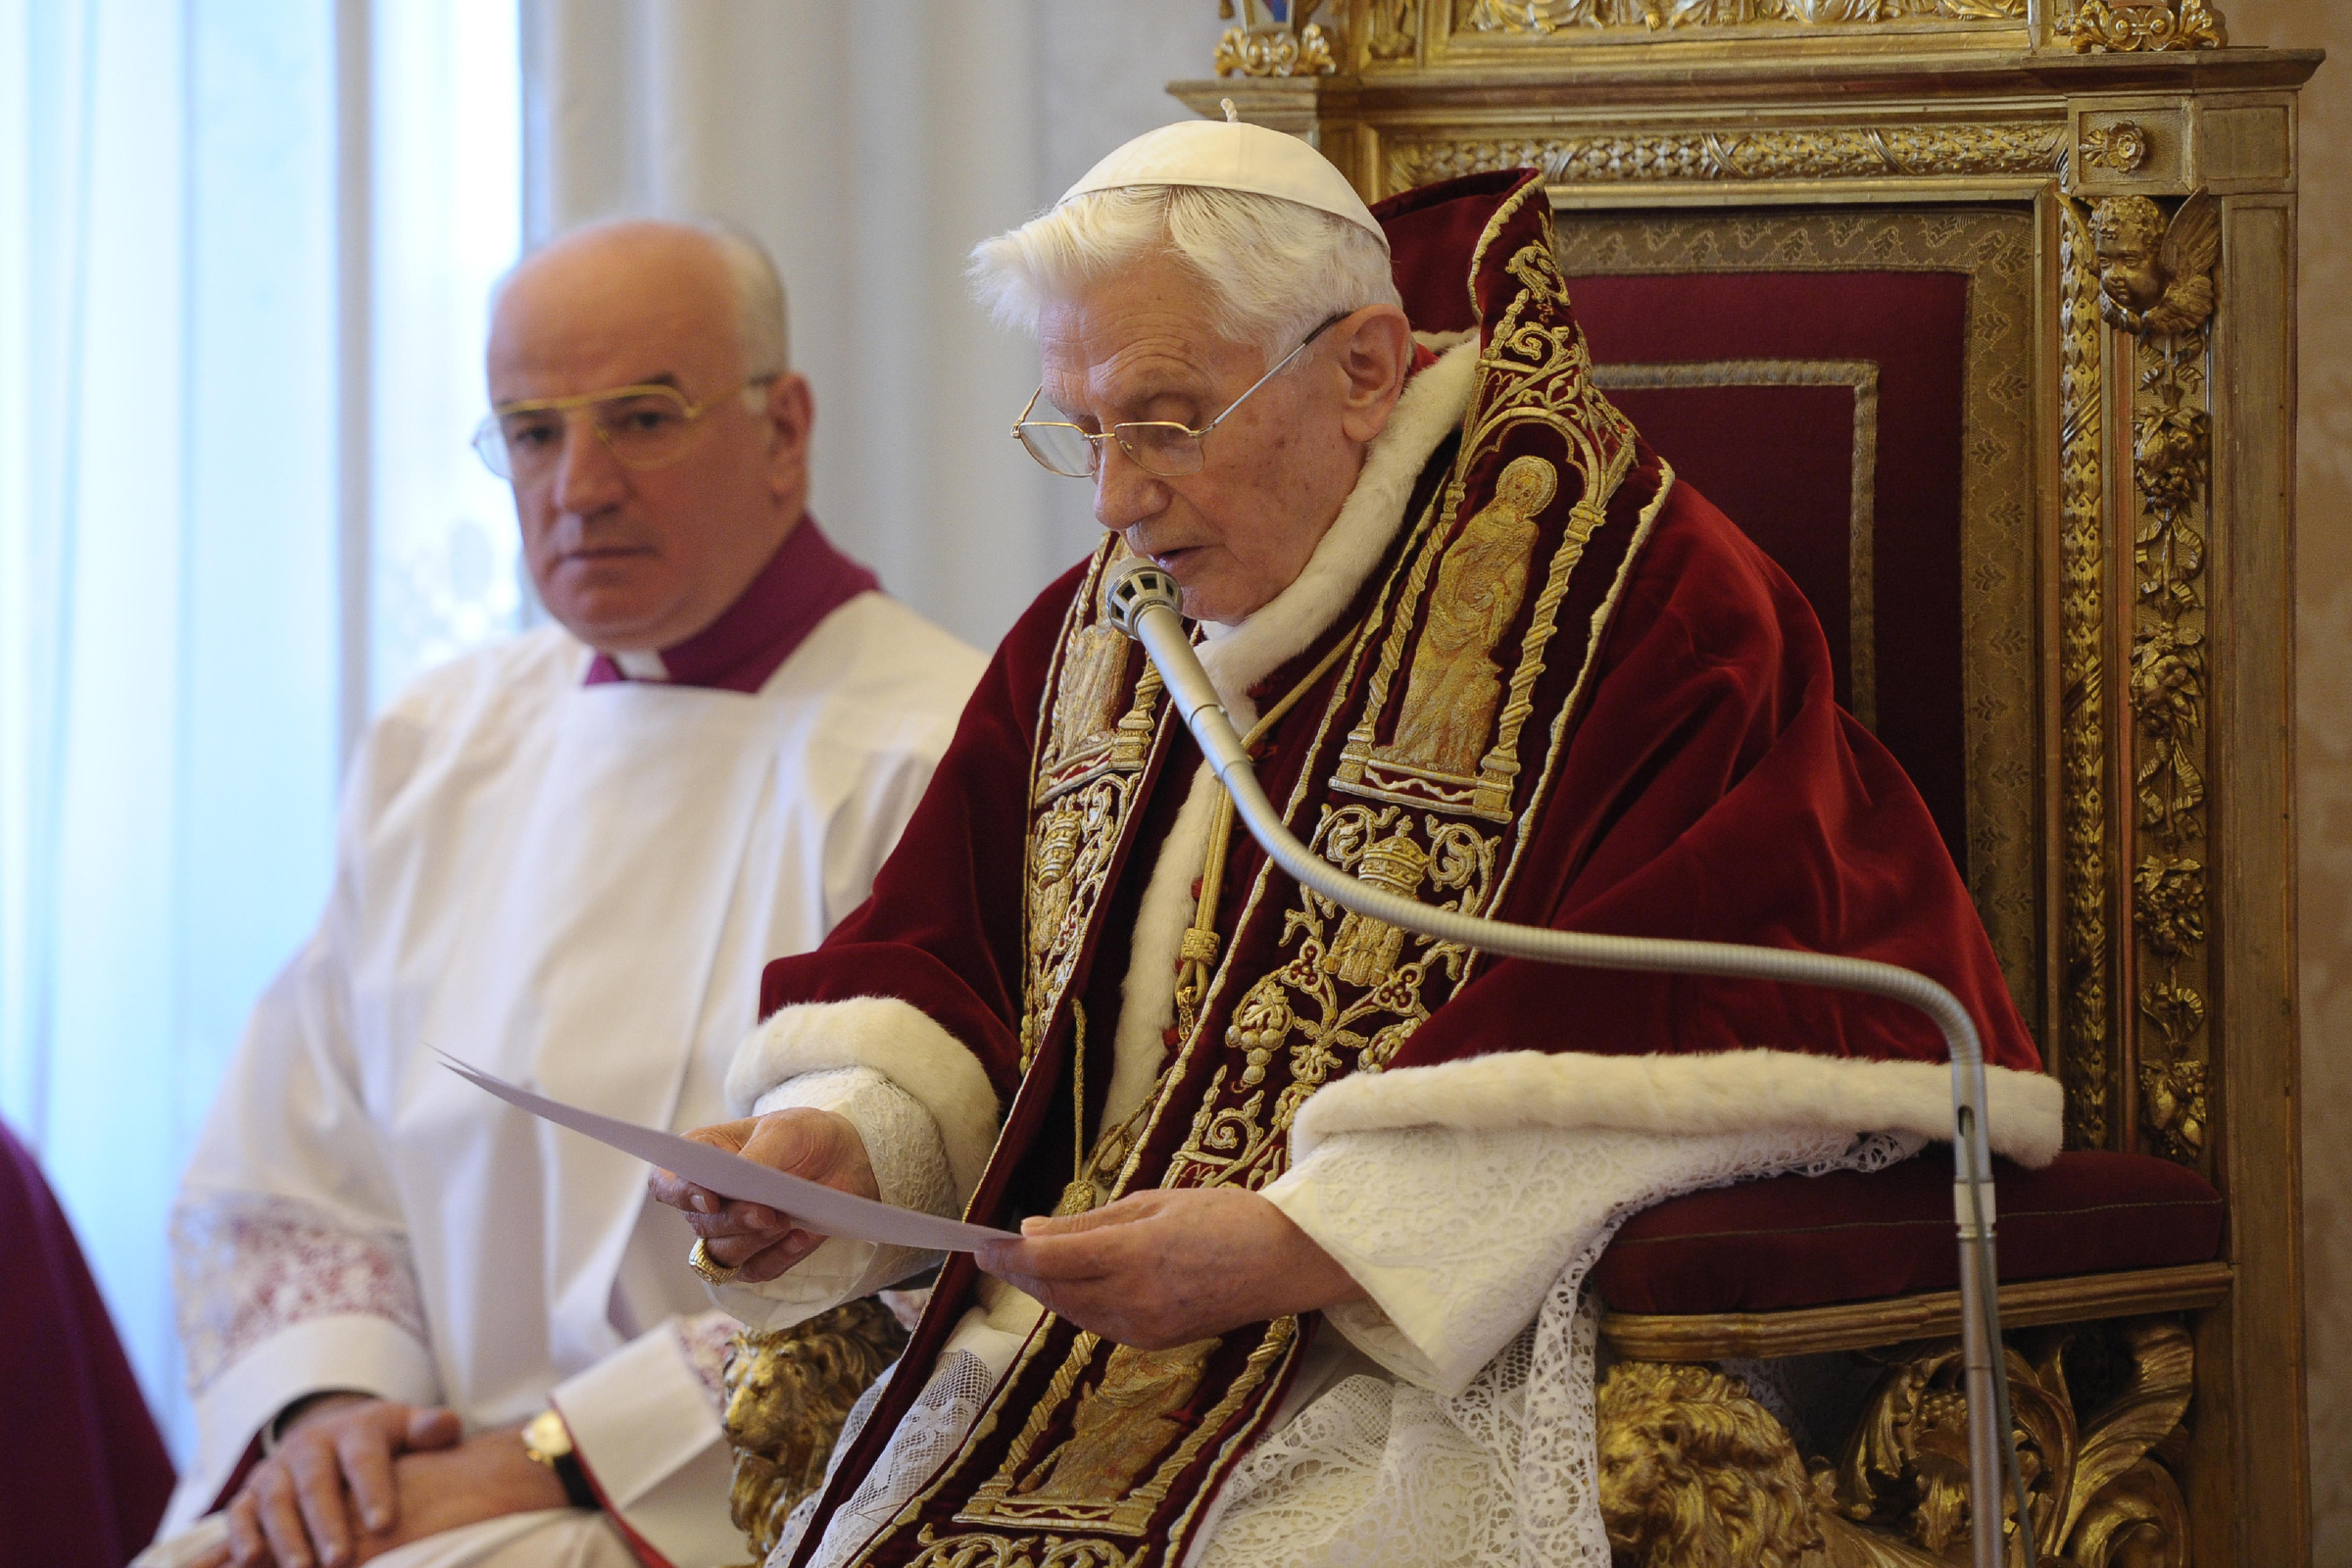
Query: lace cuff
xmin=170 ymin=1193 xmax=427 ymax=1396
xmin=710 ymin=1066 xmax=951 ymax=1331
xmin=673 ymin=1309 xmax=742 ymax=1410
xmin=1264 ymin=1121 xmax=1902 ymax=1396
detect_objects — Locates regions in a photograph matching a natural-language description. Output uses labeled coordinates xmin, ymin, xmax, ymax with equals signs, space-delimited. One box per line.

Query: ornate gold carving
xmin=2088 ymin=193 xmax=2219 ymax=339
xmin=1597 ymin=1362 xmax=1831 ymax=1568
xmin=2131 ymin=621 xmax=2205 ymax=848
xmin=1215 ymin=0 xmax=1337 ymax=75
xmin=2059 ymin=199 xmax=2112 ymax=1150
xmin=721 ymin=1300 xmax=908 ymax=1563
xmin=1465 ymin=0 xmax=2025 ymax=31
xmin=1367 ymin=0 xmax=1419 ymax=59
xmin=1597 ymin=1263 xmax=2233 ymax=1362
xmin=1827 ymin=1319 xmax=2194 ymax=1566
xmin=2058 ymin=0 xmax=2227 ymax=52
xmin=2081 ymin=121 xmax=2152 ymax=173
xmin=2132 ymin=856 xmax=2205 ymax=959
xmin=2139 ymin=1055 xmax=2208 ymax=1160
xmin=2081 ymin=188 xmax=2218 ymax=1166
xmin=1595 ymin=1330 xmax=2194 ymax=1566
xmin=1391 ymin=122 xmax=2061 ymax=190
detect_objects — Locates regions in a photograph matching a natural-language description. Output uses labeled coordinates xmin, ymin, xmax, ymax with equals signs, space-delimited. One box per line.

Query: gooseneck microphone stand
xmin=1102 ymin=556 xmax=2033 ymax=1568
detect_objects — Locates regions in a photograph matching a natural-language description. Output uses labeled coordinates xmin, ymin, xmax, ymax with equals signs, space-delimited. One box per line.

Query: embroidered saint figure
xmin=1381 ymin=454 xmax=1557 ymax=777
xmin=1049 ymin=620 xmax=1132 ymax=764
xmin=1014 ymin=1339 xmax=1220 ymax=1505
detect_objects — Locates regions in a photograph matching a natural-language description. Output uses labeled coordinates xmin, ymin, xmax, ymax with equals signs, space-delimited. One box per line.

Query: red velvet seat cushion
xmin=1591 ymin=1151 xmax=2224 ymax=1315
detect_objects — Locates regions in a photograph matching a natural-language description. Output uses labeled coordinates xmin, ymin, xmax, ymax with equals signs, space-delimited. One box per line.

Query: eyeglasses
xmin=1012 ymin=315 xmax=1347 ymax=480
xmin=471 ymin=376 xmax=776 ymax=481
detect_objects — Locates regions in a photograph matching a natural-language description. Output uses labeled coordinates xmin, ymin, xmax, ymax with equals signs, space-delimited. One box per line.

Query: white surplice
xmin=154 ymin=592 xmax=983 ymax=1568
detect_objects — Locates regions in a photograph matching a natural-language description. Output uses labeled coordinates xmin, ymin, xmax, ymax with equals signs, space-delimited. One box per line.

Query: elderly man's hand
xmin=973 ymin=1187 xmax=1366 ymax=1348
xmin=648 ymin=1107 xmax=879 ymax=1285
xmin=215 ymin=1396 xmax=462 ymax=1568
xmin=340 ymin=1426 xmax=570 ymax=1563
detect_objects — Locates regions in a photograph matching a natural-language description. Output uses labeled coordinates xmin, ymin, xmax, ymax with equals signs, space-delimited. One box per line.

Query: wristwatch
xmin=521 ymin=1408 xmax=599 ymax=1509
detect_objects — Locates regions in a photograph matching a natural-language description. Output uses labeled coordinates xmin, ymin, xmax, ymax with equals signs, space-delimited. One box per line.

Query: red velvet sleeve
xmin=755 ymin=562 xmax=1093 ymax=1103
xmin=1398 ymin=480 xmax=2042 ymax=1074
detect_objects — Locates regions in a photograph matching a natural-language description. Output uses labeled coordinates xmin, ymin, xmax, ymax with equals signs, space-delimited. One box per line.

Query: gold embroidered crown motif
xmin=1322 ymin=824 xmax=1433 ymax=987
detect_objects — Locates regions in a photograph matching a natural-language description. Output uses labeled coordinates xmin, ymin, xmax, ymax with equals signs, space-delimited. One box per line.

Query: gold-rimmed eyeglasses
xmin=471 ymin=376 xmax=776 ymax=481
xmin=1012 ymin=315 xmax=1347 ymax=480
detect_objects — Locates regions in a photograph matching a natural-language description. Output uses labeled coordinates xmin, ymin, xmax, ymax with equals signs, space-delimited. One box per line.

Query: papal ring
xmin=687 ymin=1238 xmax=742 ymax=1287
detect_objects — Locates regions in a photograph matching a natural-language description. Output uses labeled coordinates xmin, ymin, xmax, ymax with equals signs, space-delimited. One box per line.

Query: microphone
xmin=1102 ymin=554 xmax=2028 ymax=1567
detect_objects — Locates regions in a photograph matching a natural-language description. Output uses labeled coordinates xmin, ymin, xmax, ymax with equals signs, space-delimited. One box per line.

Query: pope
xmin=655 ymin=120 xmax=2059 ymax=1567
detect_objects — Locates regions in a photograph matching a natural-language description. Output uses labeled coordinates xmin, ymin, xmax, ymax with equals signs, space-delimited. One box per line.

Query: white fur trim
xmin=724 ymin=997 xmax=1003 ymax=1202
xmin=1196 ymin=336 xmax=1477 ymax=707
xmin=1106 ymin=763 xmax=1223 ymax=1135
xmin=1291 ymin=1050 xmax=2065 ymax=1169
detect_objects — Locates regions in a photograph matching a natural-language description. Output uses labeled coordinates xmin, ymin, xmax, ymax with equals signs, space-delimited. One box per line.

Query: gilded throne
xmin=1162 ymin=1 xmax=2311 ymax=1564
xmin=720 ymin=4 xmax=2314 ymax=1564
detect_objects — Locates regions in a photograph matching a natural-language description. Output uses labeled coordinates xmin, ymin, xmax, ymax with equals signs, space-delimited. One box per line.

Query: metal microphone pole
xmin=1102 ymin=557 xmax=2033 ymax=1568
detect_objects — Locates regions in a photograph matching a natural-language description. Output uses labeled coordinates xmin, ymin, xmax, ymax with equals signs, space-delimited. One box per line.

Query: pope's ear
xmin=1333 ymin=305 xmax=1412 ymax=446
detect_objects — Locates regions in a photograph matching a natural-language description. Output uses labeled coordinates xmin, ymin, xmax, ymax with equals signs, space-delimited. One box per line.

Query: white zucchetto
xmin=1058 ymin=104 xmax=1387 ymax=248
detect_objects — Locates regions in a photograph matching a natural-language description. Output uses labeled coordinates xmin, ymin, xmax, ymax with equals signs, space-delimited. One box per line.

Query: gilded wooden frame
xmin=1175 ymin=7 xmax=2314 ymax=1560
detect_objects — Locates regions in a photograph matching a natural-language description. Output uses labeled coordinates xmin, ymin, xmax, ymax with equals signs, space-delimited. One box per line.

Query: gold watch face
xmin=522 ymin=1408 xmax=572 ymax=1463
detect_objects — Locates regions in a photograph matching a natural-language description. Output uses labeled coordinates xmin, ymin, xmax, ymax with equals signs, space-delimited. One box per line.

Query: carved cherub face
xmin=2090 ymin=198 xmax=2169 ymax=314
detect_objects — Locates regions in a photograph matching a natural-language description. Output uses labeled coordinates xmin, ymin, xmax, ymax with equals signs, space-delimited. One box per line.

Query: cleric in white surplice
xmin=149 ymin=222 xmax=983 ymax=1568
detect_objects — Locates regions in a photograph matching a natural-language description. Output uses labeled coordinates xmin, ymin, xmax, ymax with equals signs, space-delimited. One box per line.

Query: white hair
xmin=705 ymin=224 xmax=790 ymax=379
xmin=500 ymin=219 xmax=790 ymax=378
xmin=969 ymin=186 xmax=1400 ymax=367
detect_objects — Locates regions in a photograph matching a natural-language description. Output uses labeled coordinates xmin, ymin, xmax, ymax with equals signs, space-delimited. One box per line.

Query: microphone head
xmin=1101 ymin=556 xmax=1181 ymax=640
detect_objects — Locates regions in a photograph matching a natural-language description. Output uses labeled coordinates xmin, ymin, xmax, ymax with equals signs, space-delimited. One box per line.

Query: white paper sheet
xmin=443 ymin=1055 xmax=1013 ymax=1251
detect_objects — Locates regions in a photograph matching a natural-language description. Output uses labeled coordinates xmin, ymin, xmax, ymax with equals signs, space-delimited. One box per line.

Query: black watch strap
xmin=549 ymin=1447 xmax=598 ymax=1511
xmin=521 ymin=1408 xmax=599 ymax=1510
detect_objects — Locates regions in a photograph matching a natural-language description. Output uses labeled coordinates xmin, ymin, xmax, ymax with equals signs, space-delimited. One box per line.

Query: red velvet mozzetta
xmin=1592 ymin=1151 xmax=2224 ymax=1316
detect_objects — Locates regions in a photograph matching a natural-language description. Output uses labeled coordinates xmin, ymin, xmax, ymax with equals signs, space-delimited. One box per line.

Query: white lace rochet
xmin=760 ymin=1117 xmax=1923 ymax=1568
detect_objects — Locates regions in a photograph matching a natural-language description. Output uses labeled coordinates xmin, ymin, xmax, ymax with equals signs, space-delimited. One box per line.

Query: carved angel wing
xmin=2159 ymin=190 xmax=2221 ymax=286
xmin=2143 ymin=191 xmax=2221 ymax=336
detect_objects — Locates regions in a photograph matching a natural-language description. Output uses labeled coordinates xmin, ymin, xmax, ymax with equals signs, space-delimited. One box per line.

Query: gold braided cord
xmin=1068 ymin=1000 xmax=1088 ymax=1191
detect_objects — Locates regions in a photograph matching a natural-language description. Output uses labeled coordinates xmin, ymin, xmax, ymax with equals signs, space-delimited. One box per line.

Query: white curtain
xmin=1 ymin=0 xmax=1226 ymax=1466
xmin=0 ymin=0 xmax=521 ymax=1458
xmin=519 ymin=0 xmax=1226 ymax=650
